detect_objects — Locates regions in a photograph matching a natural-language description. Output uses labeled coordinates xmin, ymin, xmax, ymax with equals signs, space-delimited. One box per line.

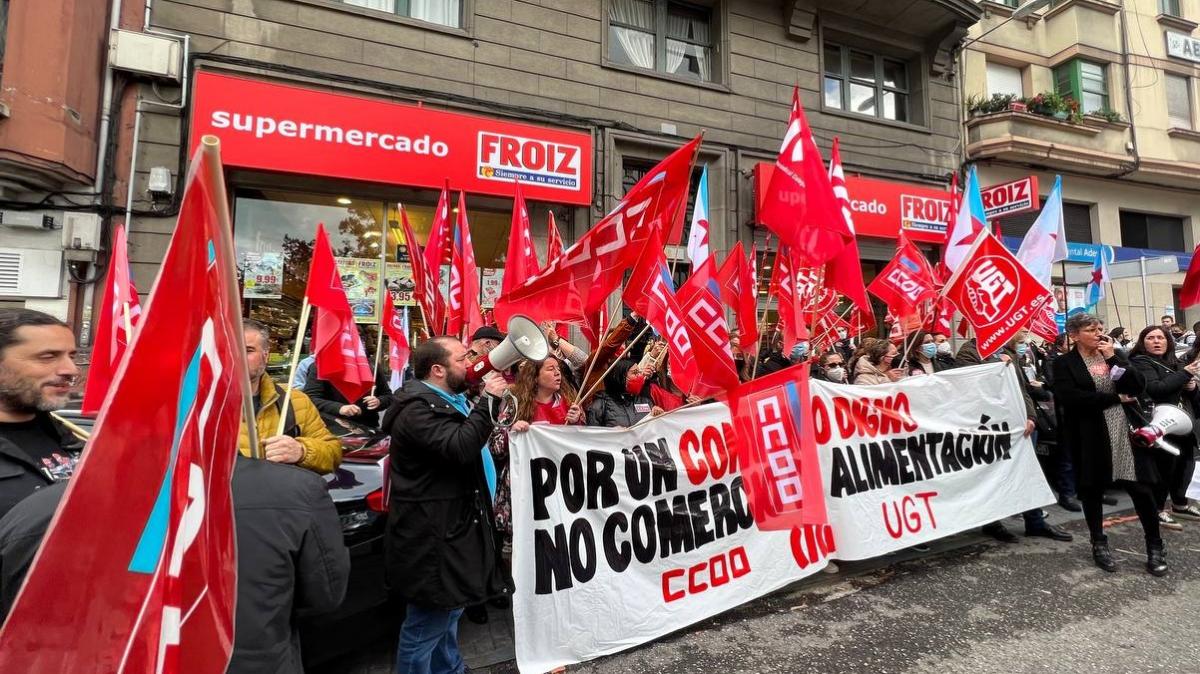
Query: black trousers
xmin=1153 ymin=443 xmax=1196 ymax=509
xmin=1079 ymin=482 xmax=1161 ymax=547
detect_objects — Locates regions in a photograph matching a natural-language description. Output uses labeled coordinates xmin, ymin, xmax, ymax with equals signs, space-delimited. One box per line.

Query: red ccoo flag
xmin=757 ymin=88 xmax=853 ymax=268
xmin=399 ymin=204 xmax=444 ymax=336
xmin=422 ymin=181 xmax=453 ymax=332
xmin=0 ymin=139 xmax=248 ymax=673
xmin=726 ymin=363 xmax=828 ymax=531
xmin=676 ymin=256 xmax=740 ymax=398
xmin=717 ymin=241 xmax=760 ymax=353
xmin=501 ymin=180 xmax=541 ymax=297
xmin=494 ymin=136 xmax=701 ymax=331
xmin=446 ymin=192 xmax=483 ymax=340
xmin=381 ymin=295 xmax=411 ymax=392
xmin=768 ymin=245 xmax=805 ymax=352
xmin=826 ymin=138 xmax=874 ymax=330
xmin=1180 ymin=243 xmax=1200 ymax=309
xmin=308 ymin=223 xmax=374 ymax=402
xmin=622 ymin=227 xmax=701 ymax=395
xmin=81 ymin=223 xmax=142 ymax=415
xmin=942 ymin=231 xmax=1052 ymax=359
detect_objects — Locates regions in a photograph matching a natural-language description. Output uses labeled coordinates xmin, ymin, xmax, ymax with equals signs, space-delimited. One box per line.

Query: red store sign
xmin=753 ymin=164 xmax=1040 ymax=245
xmin=189 ymin=71 xmax=594 ymax=205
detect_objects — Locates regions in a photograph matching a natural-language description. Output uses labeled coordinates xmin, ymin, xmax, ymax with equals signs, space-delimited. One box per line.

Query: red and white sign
xmin=190 ymin=71 xmax=593 ymax=205
xmin=979 ymin=176 xmax=1040 ymax=219
xmin=943 ymin=232 xmax=1052 ymax=359
xmin=754 ymin=164 xmax=1038 ymax=244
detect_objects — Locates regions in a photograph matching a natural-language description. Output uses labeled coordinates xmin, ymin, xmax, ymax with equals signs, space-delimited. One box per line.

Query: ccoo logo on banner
xmin=510 ymin=363 xmax=1052 ymax=672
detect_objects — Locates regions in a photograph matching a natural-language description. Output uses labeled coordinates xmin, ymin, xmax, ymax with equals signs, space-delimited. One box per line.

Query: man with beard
xmin=382 ymin=336 xmax=511 ymax=674
xmin=0 ymin=310 xmax=83 ymax=520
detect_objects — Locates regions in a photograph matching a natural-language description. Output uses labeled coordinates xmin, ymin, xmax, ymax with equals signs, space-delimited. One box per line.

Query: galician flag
xmin=686 ymin=165 xmax=711 ymax=268
xmin=1086 ymin=249 xmax=1109 ymax=307
xmin=1015 ymin=176 xmax=1068 ymax=286
xmin=944 ymin=166 xmax=988 ymax=273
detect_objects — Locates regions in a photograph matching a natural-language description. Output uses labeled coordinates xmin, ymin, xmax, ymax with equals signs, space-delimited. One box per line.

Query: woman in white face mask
xmin=815 ymin=351 xmax=847 ymax=383
xmin=928 ymin=332 xmax=956 ymax=372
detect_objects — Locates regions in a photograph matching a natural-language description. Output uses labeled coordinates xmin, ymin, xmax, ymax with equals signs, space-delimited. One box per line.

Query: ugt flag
xmin=943 ymin=231 xmax=1052 ymax=359
xmin=0 ymin=140 xmax=246 ymax=674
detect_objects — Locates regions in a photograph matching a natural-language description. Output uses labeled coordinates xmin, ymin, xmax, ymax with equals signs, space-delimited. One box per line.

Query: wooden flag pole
xmin=51 ymin=412 xmax=91 ymax=441
xmin=577 ymin=323 xmax=653 ymax=405
xmin=748 ymin=234 xmax=776 ymax=380
xmin=121 ymin=302 xmax=133 ymax=341
xmin=200 ymin=135 xmax=262 ymax=459
xmin=275 ymin=297 xmax=312 ymax=438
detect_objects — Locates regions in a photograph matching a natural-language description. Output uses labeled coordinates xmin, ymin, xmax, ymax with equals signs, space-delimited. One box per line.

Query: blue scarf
xmin=423 ymin=382 xmax=497 ymax=500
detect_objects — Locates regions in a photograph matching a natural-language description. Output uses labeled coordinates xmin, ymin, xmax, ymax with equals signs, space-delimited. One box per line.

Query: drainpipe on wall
xmin=93 ymin=0 xmax=125 ymax=195
xmin=1111 ymin=0 xmax=1141 ymax=179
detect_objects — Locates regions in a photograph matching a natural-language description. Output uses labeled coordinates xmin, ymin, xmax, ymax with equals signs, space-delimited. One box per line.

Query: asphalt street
xmin=319 ymin=507 xmax=1200 ymax=674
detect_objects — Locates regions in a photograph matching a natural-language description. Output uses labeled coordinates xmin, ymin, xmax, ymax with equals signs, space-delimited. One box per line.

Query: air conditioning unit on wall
xmin=0 ymin=248 xmax=63 ymax=299
xmin=0 ymin=210 xmax=61 ymax=230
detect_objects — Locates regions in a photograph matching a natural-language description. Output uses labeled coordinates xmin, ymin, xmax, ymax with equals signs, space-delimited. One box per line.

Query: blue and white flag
xmin=685 ymin=165 xmax=710 ymax=267
xmin=1015 ymin=175 xmax=1067 ymax=286
xmin=1085 ymin=248 xmax=1109 ymax=307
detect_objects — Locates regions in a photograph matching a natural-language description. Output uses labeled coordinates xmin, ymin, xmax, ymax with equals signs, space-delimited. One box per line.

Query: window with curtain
xmin=339 ymin=0 xmax=462 ymax=28
xmin=1054 ymin=60 xmax=1109 ymax=113
xmin=986 ymin=62 xmax=1023 ymax=97
xmin=1167 ymin=74 xmax=1192 ymax=129
xmin=608 ymin=0 xmax=715 ymax=82
xmin=1159 ymin=0 xmax=1181 ymax=17
xmin=823 ymin=42 xmax=910 ymax=122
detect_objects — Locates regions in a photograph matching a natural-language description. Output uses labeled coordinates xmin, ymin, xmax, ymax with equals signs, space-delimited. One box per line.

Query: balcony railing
xmin=965 ymin=110 xmax=1131 ymax=174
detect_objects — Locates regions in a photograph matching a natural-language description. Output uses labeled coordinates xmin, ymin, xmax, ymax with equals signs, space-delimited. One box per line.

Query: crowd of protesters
xmin=2 ymin=305 xmax=1199 ymax=672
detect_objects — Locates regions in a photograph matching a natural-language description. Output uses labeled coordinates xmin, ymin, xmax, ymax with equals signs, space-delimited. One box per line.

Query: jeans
xmin=395 ymin=605 xmax=465 ymax=674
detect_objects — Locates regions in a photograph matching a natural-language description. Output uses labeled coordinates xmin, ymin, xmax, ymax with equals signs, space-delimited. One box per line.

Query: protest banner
xmin=511 ymin=362 xmax=1053 ymax=672
xmin=510 ymin=407 xmax=832 ymax=673
xmin=809 ymin=362 xmax=1054 ymax=558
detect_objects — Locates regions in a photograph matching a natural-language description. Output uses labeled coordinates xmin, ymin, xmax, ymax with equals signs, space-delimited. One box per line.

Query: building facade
xmin=963 ymin=0 xmax=1200 ymax=332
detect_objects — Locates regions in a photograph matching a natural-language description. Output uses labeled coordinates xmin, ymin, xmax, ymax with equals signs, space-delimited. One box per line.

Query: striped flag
xmin=81 ymin=224 xmax=142 ymax=415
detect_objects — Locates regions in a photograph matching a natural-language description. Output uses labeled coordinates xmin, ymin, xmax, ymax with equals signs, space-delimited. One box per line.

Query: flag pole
xmin=374 ymin=214 xmax=388 ymax=382
xmin=1061 ymin=260 xmax=1072 ymax=350
xmin=573 ymin=305 xmax=613 ymax=405
xmin=275 ymin=297 xmax=312 ymax=439
xmin=577 ymin=322 xmax=653 ymax=405
xmin=121 ymin=302 xmax=132 ymax=341
xmin=749 ymin=234 xmax=776 ymax=380
xmin=200 ymin=135 xmax=262 ymax=460
xmin=50 ymin=412 xmax=91 ymax=441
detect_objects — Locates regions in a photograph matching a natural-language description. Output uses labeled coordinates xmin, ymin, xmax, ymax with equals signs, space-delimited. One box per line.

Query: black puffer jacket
xmin=302 ymin=370 xmax=395 ymax=429
xmin=586 ymin=360 xmax=655 ymax=427
xmin=382 ymin=379 xmax=509 ymax=609
xmin=0 ymin=457 xmax=349 ymax=673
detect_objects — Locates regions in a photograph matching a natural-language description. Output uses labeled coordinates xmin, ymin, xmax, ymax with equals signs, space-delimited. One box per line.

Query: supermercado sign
xmin=189 ymin=71 xmax=593 ymax=205
xmin=511 ymin=363 xmax=1052 ymax=672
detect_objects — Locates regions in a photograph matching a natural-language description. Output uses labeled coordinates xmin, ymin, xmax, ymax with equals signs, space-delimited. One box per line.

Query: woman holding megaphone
xmin=1129 ymin=325 xmax=1200 ymax=533
xmin=1052 ymin=313 xmax=1161 ymax=575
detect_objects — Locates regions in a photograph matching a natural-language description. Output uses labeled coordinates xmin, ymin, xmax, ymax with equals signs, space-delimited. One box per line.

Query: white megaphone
xmin=1131 ymin=404 xmax=1192 ymax=456
xmin=466 ymin=315 xmax=550 ymax=383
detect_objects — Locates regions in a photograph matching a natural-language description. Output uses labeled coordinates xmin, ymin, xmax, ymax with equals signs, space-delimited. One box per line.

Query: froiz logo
xmin=964 ymin=256 xmax=1017 ymax=326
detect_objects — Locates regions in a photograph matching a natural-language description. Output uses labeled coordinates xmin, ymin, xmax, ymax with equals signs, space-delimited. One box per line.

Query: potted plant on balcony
xmin=966 ymin=93 xmax=1017 ymax=117
xmin=1022 ymin=92 xmax=1081 ymax=123
xmin=1086 ymin=108 xmax=1124 ymax=124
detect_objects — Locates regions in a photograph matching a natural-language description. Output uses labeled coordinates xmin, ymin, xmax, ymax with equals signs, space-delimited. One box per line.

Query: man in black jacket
xmin=0 ymin=310 xmax=84 ymax=521
xmin=383 ymin=336 xmax=510 ymax=674
xmin=302 ymin=365 xmax=395 ymax=429
xmin=0 ymin=455 xmax=349 ymax=672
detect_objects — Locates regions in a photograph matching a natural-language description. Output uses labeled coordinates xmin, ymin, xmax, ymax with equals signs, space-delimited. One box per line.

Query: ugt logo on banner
xmin=943 ymin=231 xmax=1051 ymax=359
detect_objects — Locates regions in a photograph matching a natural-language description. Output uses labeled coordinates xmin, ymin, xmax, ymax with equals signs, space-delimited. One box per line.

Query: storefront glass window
xmin=233 ymin=187 xmax=569 ymax=374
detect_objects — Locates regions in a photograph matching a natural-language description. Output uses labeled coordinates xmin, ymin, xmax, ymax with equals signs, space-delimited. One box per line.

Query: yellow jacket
xmin=239 ymin=375 xmax=343 ymax=475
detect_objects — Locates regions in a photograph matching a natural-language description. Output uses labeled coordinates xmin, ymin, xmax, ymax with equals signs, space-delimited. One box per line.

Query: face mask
xmin=836 ymin=328 xmax=848 ymax=340
xmin=936 ymin=341 xmax=952 ymax=356
xmin=1016 ymin=343 xmax=1028 ymax=357
xmin=626 ymin=374 xmax=646 ymax=395
xmin=921 ymin=343 xmax=938 ymax=359
xmin=791 ymin=342 xmax=809 ymax=360
xmin=826 ymin=366 xmax=846 ymax=382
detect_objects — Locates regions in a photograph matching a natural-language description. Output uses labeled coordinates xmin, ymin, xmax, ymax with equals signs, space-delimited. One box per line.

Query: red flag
xmin=0 ymin=143 xmax=244 ymax=673
xmin=494 ymin=137 xmax=701 ymax=329
xmin=717 ymin=241 xmax=760 ymax=352
xmin=726 ymin=363 xmax=828 ymax=531
xmin=926 ymin=296 xmax=956 ymax=336
xmin=307 ymin=223 xmax=374 ymax=402
xmin=545 ymin=212 xmax=570 ymax=340
xmin=81 ymin=223 xmax=142 ymax=415
xmin=943 ymin=231 xmax=1052 ymax=359
xmin=622 ymin=228 xmax=700 ymax=395
xmin=446 ymin=192 xmax=483 ymax=340
xmin=1180 ymin=244 xmax=1200 ymax=309
xmin=399 ymin=205 xmax=444 ymax=337
xmin=676 ymin=257 xmax=740 ymax=398
xmin=1028 ymin=296 xmax=1059 ymax=342
xmin=825 ymin=138 xmax=873 ymax=329
xmin=381 ymin=296 xmax=411 ymax=392
xmin=768 ymin=246 xmax=804 ymax=352
xmin=757 ymin=88 xmax=852 ymax=268
xmin=867 ymin=235 xmax=938 ymax=321
xmin=501 ymin=180 xmax=540 ymax=297
xmin=423 ymin=180 xmax=454 ymax=272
